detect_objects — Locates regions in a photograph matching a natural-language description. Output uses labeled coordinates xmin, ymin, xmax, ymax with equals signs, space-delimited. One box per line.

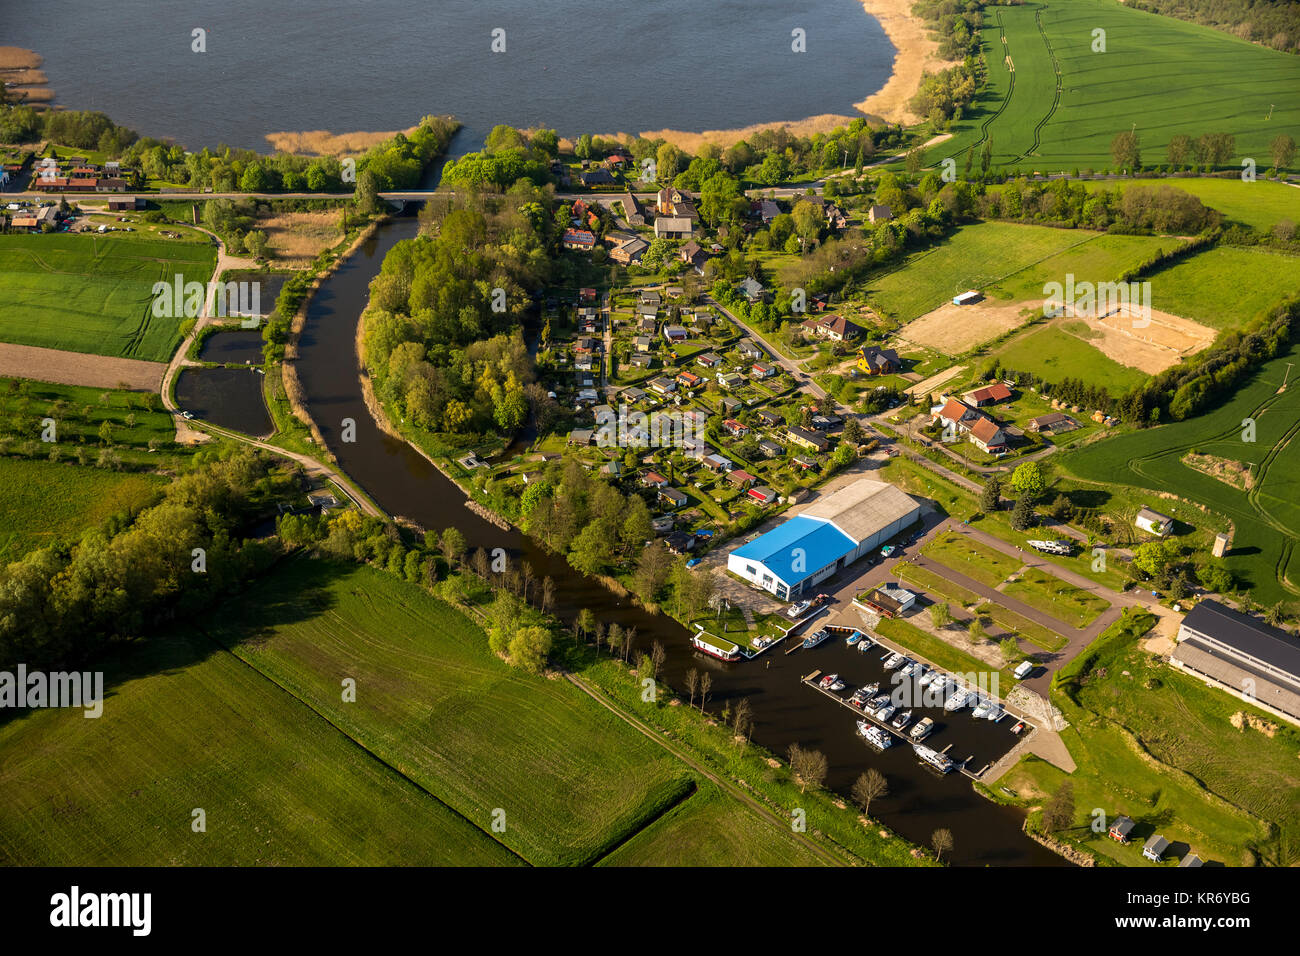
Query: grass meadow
xmin=989 ymin=322 xmax=1151 ymax=394
xmin=1147 ymin=246 xmax=1300 ymax=332
xmin=0 ymin=232 xmax=216 ymax=362
xmin=1081 ymin=177 xmax=1300 ymax=233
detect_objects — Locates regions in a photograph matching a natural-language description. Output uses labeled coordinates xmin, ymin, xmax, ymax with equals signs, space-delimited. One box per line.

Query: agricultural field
xmin=205 ymin=557 xmax=694 ymax=866
xmin=0 ymin=627 xmax=520 ymax=866
xmin=0 ymin=377 xmax=176 ymax=452
xmin=597 ymin=783 xmax=832 ymax=867
xmin=989 ymin=322 xmax=1151 ymax=395
xmin=1001 ymin=612 xmax=1297 ymax=866
xmin=987 ymin=233 xmax=1177 ymax=302
xmin=0 ymin=458 xmax=165 ymax=561
xmin=1058 ymin=343 xmax=1300 ymax=603
xmin=1081 ymin=177 xmax=1300 ymax=233
xmin=868 ymin=221 xmax=1092 ymax=322
xmin=933 ymin=0 xmax=1300 ymax=174
xmin=0 ymin=231 xmax=216 ymax=362
xmin=1147 ymin=245 xmax=1300 ymax=332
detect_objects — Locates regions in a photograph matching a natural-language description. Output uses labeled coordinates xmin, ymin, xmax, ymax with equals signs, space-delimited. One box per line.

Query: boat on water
xmin=829 ymin=675 xmax=846 ymax=691
xmin=857 ymin=635 xmax=876 ymax=652
xmin=873 ymin=702 xmax=897 ymax=722
xmin=867 ymin=694 xmax=891 ymax=710
xmin=862 ymin=681 xmax=880 ymax=696
xmin=691 ymin=632 xmax=741 ymax=662
xmin=883 ymin=652 xmax=905 ymax=669
xmin=859 ymin=722 xmax=893 ymax=750
xmin=898 ymin=660 xmax=918 ymax=678
xmin=891 ymin=709 xmax=913 ymax=730
xmin=845 ymin=630 xmax=862 ymax=646
xmin=910 ymin=716 xmax=935 ymax=740
xmin=918 ymin=668 xmax=937 ymax=687
xmin=971 ymin=697 xmax=992 ymax=719
xmin=944 ymin=688 xmax=971 ymax=712
xmin=913 ymin=743 xmax=955 ymax=773
xmin=802 ymin=628 xmax=830 ymax=649
xmin=983 ymin=703 xmax=1004 ymax=721
xmin=848 ymin=687 xmax=870 ymax=708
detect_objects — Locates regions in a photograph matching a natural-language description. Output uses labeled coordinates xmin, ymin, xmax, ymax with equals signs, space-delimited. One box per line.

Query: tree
xmin=1009 ymin=461 xmax=1046 ymax=499
xmin=699 ymin=671 xmax=712 ymax=713
xmin=649 ymin=639 xmax=666 ymax=679
xmin=1110 ymin=130 xmax=1141 ymax=170
xmin=842 ymin=417 xmax=866 ymax=445
xmin=787 ymin=743 xmax=828 ymax=793
xmin=929 ymin=602 xmax=951 ymax=629
xmin=685 ymin=667 xmax=700 ymax=708
xmin=354 ymin=168 xmax=380 ymax=214
xmin=541 ymin=576 xmax=555 ymax=614
xmin=732 ymin=696 xmax=753 ymax=739
xmin=1042 ymin=780 xmax=1075 ymax=833
xmin=980 ymin=475 xmax=1001 ymax=513
xmin=1167 ymin=134 xmax=1193 ymax=167
xmin=1270 ymin=134 xmax=1296 ymax=170
xmin=440 ymin=526 xmax=466 ymax=567
xmin=606 ymin=622 xmax=624 ymax=660
xmin=931 ymin=827 xmax=954 ymax=862
xmin=244 ymin=229 xmax=268 ymax=260
xmin=851 ymin=768 xmax=888 ymax=817
xmin=1132 ymin=538 xmax=1181 ymax=578
xmin=1265 ymin=601 xmax=1287 ymax=628
xmin=1010 ymin=495 xmax=1035 ymax=532
xmin=575 ymin=607 xmax=596 ymax=643
xmin=999 ymin=635 xmax=1021 ymax=663
xmin=507 ymin=626 xmax=552 ymax=674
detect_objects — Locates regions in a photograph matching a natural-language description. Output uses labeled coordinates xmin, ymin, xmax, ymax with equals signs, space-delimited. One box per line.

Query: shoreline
xmin=589 ymin=0 xmax=947 ymax=152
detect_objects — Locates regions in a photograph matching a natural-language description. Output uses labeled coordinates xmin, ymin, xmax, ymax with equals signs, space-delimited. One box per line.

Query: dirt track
xmin=0 ymin=342 xmax=164 ymax=390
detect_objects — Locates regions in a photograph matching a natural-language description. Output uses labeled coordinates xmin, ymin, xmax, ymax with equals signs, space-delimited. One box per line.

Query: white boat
xmin=786 ymin=600 xmax=812 ymax=620
xmin=918 ymin=669 xmax=937 ymax=687
xmin=857 ymin=636 xmax=876 ymax=652
xmin=867 ymin=694 xmax=891 ymax=710
xmin=859 ymin=722 xmax=893 ymax=750
xmin=873 ymin=702 xmax=897 ymax=722
xmin=848 ymin=688 xmax=870 ymax=708
xmin=818 ymin=673 xmax=845 ymax=692
xmin=802 ymin=628 xmax=830 ymax=649
xmin=944 ymin=688 xmax=971 ymax=713
xmin=913 ymin=743 xmax=954 ymax=773
xmin=891 ymin=709 xmax=913 ymax=730
xmin=898 ymin=660 xmax=918 ymax=678
xmin=984 ymin=704 xmax=1004 ymax=721
xmin=845 ymin=630 xmax=862 ymax=646
xmin=971 ymin=697 xmax=993 ymax=719
xmin=1028 ymin=539 xmax=1074 ymax=556
xmin=829 ymin=676 xmax=846 ymax=692
xmin=910 ymin=716 xmax=935 ymax=741
xmin=883 ymin=652 xmax=905 ymax=670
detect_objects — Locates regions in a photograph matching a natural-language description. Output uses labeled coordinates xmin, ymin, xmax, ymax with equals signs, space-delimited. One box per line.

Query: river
xmin=289 ymin=200 xmax=1061 ymax=866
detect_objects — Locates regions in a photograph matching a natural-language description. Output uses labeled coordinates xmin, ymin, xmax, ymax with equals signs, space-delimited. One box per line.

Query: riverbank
xmin=263 ymin=126 xmax=421 ymax=156
xmin=0 ymin=46 xmax=53 ymax=106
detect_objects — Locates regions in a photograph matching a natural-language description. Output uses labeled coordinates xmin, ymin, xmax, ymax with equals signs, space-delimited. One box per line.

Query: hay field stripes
xmin=1023 ymin=5 xmax=1064 ymax=161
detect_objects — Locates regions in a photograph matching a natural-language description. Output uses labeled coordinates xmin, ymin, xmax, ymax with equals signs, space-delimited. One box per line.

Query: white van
xmin=1014 ymin=660 xmax=1034 ymax=679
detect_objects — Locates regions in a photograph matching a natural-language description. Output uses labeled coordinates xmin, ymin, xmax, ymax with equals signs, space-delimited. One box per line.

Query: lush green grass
xmin=1001 ymin=610 xmax=1297 ymax=866
xmin=0 ymin=625 xmax=520 ymax=866
xmin=597 ymin=783 xmax=832 ymax=866
xmin=923 ymin=530 xmax=1025 ymax=587
xmin=0 ymin=232 xmax=216 ymax=361
xmin=1148 ymin=246 xmax=1300 ymax=331
xmin=990 ymin=322 xmax=1151 ymax=395
xmin=1001 ymin=566 xmax=1111 ymax=628
xmin=934 ymin=0 xmax=1300 ymax=174
xmin=989 ymin=233 xmax=1177 ymax=302
xmin=0 ymin=458 xmax=165 ymax=561
xmin=1058 ymin=343 xmax=1300 ymax=602
xmin=0 ymin=377 xmax=175 ymax=449
xmin=868 ymin=222 xmax=1091 ymax=321
xmin=1081 ymin=178 xmax=1300 ymax=233
xmin=207 ymin=557 xmax=694 ymax=866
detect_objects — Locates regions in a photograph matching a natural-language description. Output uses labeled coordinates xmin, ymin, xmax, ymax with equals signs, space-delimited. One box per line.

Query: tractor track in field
xmin=1020 ymin=5 xmax=1064 ymax=162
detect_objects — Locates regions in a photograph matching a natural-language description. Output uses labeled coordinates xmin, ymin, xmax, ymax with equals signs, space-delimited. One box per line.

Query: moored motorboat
xmin=883 ymin=651 xmax=905 ymax=669
xmin=857 ymin=635 xmax=876 ymax=652
xmin=891 ymin=709 xmax=913 ymax=730
xmin=873 ymin=701 xmax=897 ymax=722
xmin=845 ymin=630 xmax=862 ymax=646
xmin=944 ymin=688 xmax=971 ymax=712
xmin=802 ymin=628 xmax=830 ymax=649
xmin=910 ymin=716 xmax=935 ymax=740
xmin=913 ymin=743 xmax=954 ymax=773
xmin=859 ymin=722 xmax=893 ymax=750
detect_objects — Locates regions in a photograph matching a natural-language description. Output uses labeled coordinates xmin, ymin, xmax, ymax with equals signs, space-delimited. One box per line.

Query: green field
xmin=934 ymin=0 xmax=1300 ymax=173
xmin=1001 ymin=566 xmax=1111 ymax=629
xmin=0 ymin=458 xmax=165 ymax=561
xmin=1081 ymin=177 xmax=1300 ymax=233
xmin=868 ymin=221 xmax=1092 ymax=320
xmin=0 ymin=626 xmax=521 ymax=866
xmin=1059 ymin=343 xmax=1300 ymax=602
xmin=923 ymin=530 xmax=1025 ymax=587
xmin=597 ymin=783 xmax=831 ymax=867
xmin=990 ymin=322 xmax=1151 ymax=395
xmin=1148 ymin=245 xmax=1300 ymax=331
xmin=1001 ymin=612 xmax=1297 ymax=865
xmin=0 ymin=232 xmax=216 ymax=362
xmin=988 ymin=233 xmax=1177 ymax=302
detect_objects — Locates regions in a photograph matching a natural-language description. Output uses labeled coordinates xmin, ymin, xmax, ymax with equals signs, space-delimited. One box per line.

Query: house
xmin=868 ymin=204 xmax=893 ymax=223
xmin=748 ymin=486 xmax=778 ymax=505
xmin=634 ymin=335 xmax=652 ymax=352
xmin=623 ymin=387 xmax=647 ymax=404
xmin=630 ymin=352 xmax=653 ymax=368
xmin=1179 ymin=854 xmax=1204 ymax=868
xmin=673 ymin=199 xmax=699 ymax=222
xmin=593 ymin=404 xmax=616 ymax=424
xmin=562 ymin=229 xmax=596 ymax=250
xmin=969 ymin=417 xmax=1009 ymax=455
xmin=106 ymin=196 xmax=144 ymax=211
xmin=640 ymin=289 xmax=661 ymax=307
xmin=758 ymin=199 xmax=780 ymax=223
xmin=726 ymin=469 xmax=756 ymax=489
xmin=575 ymin=336 xmax=596 ymax=353
xmin=599 ymin=460 xmax=623 ymax=477
xmin=966 ymin=383 xmax=1013 ymax=407
xmin=609 ymin=237 xmax=647 ymax=265
xmin=623 ymin=192 xmax=645 ymax=226
xmin=1028 ymin=412 xmax=1079 ymax=434
xmin=676 ymin=371 xmax=703 ymax=389
xmin=1108 ymin=816 xmax=1136 ymax=844
xmin=648 ymin=377 xmax=676 ymax=395
xmin=1170 ymin=598 xmax=1300 ymax=727
xmin=663 ymin=325 xmax=689 ymax=343
xmin=575 ymin=355 xmax=594 ymax=372
xmin=721 ymin=397 xmax=742 ymax=416
xmin=637 ymin=315 xmax=657 ymax=334
xmin=736 ymin=339 xmax=765 ymax=361
xmin=857 ymin=345 xmax=901 ymax=376
xmin=568 ymin=429 xmax=594 ymax=446
xmin=1135 ymin=506 xmax=1173 ymax=537
xmin=726 ymin=478 xmax=921 ymax=600
xmin=581 ymin=168 xmax=615 ymax=186
xmin=952 ymin=290 xmax=983 ymax=306
xmin=722 ymin=418 xmax=749 ymax=438
xmin=679 ymin=240 xmax=707 ymax=267
xmin=936 ymin=398 xmax=981 ymax=432
xmin=810 ymin=414 xmax=842 ymax=432
xmin=656 ymin=186 xmax=684 ymax=215
xmin=737 ymin=277 xmax=764 ymax=302
xmin=642 ymin=471 xmax=670 ymax=488
xmin=802 ymin=314 xmax=862 ymax=342
xmin=787 ymin=425 xmax=830 ymax=452
xmin=717 ymin=372 xmax=744 ymax=390
xmin=792 ymin=455 xmax=818 ymax=471
xmin=659 ymin=487 xmax=689 ymax=509
xmin=696 ymin=352 xmax=722 ymax=369
xmin=758 ymin=438 xmax=784 ymax=458
xmin=860 ymin=586 xmax=917 ymax=618
xmin=1142 ymin=835 xmax=1170 ymax=863
xmin=577 ymin=388 xmax=598 ymax=403
xmin=578 ymin=288 xmax=598 ymax=303
xmin=663 ymin=529 xmax=696 ymax=552
xmin=757 ymin=409 xmax=783 ymax=427
xmin=750 ymin=362 xmax=776 ymax=380
xmin=654 ymin=216 xmax=692 ymax=239
xmin=702 ymin=453 xmax=733 ymax=473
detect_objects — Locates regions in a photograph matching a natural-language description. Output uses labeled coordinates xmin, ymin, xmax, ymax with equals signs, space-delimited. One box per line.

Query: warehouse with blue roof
xmin=727 ymin=478 xmax=921 ymax=600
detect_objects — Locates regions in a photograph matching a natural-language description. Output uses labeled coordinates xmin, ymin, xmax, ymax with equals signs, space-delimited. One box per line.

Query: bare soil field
xmin=899 ymin=300 xmax=1036 ymax=354
xmin=1182 ymin=451 xmax=1253 ymax=491
xmin=1058 ymin=304 xmax=1217 ymax=375
xmin=0 ymin=342 xmax=164 ymax=391
xmin=261 ymin=211 xmax=343 ymax=268
xmin=905 ymin=363 xmax=967 ymax=398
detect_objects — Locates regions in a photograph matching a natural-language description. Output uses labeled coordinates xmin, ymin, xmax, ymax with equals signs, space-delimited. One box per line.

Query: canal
xmin=289 ymin=208 xmax=1062 ymax=868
